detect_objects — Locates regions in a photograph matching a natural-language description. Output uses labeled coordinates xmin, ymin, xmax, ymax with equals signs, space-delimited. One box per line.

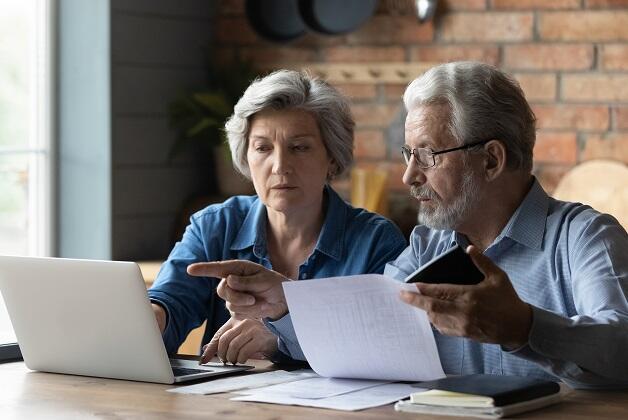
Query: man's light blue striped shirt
xmin=385 ymin=179 xmax=628 ymax=389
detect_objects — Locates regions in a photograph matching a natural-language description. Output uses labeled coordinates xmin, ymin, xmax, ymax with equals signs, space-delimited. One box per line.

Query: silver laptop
xmin=0 ymin=255 xmax=253 ymax=384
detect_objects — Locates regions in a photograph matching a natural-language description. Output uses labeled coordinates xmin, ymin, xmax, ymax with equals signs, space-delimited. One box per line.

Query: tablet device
xmin=405 ymin=245 xmax=484 ymax=285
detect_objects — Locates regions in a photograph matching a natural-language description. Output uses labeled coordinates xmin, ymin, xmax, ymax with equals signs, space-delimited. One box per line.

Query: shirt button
xmin=300 ymin=273 xmax=308 ymax=280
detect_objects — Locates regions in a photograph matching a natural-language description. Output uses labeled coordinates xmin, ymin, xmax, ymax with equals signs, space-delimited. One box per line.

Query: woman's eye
xmin=255 ymin=145 xmax=271 ymax=152
xmin=292 ymin=144 xmax=309 ymax=152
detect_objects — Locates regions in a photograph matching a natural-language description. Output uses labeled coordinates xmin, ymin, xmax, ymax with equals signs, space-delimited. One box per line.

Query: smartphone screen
xmin=404 ymin=245 xmax=484 ymax=285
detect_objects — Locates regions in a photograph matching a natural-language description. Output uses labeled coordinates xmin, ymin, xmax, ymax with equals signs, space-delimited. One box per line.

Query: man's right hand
xmin=187 ymin=260 xmax=291 ymax=320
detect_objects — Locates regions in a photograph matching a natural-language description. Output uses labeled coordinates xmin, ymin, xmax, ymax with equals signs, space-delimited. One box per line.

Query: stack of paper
xmin=231 ymin=377 xmax=417 ymax=411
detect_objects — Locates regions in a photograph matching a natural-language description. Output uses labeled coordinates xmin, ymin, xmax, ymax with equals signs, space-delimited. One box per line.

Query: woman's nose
xmin=402 ymin=160 xmax=426 ymax=187
xmin=272 ymin=148 xmax=292 ymax=175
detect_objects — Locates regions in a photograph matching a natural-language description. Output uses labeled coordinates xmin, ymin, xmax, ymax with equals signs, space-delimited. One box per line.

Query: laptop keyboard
xmin=172 ymin=367 xmax=213 ymax=377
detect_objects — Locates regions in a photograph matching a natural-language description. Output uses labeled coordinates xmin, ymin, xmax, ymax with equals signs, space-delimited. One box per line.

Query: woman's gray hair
xmin=225 ymin=69 xmax=354 ymax=180
xmin=403 ymin=61 xmax=536 ymax=172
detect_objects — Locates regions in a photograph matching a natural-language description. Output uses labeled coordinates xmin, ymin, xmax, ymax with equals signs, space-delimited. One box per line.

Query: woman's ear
xmin=327 ymin=160 xmax=338 ymax=180
xmin=483 ymin=140 xmax=507 ymax=181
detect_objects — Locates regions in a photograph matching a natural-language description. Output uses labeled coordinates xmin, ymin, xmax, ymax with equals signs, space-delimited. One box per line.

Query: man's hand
xmin=199 ymin=317 xmax=278 ymax=365
xmin=187 ymin=260 xmax=291 ymax=320
xmin=399 ymin=245 xmax=532 ymax=350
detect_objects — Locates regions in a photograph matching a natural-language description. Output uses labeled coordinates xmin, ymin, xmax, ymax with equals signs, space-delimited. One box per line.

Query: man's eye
xmin=293 ymin=145 xmax=309 ymax=152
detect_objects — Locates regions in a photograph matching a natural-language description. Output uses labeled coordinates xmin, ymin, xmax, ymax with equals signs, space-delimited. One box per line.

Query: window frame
xmin=0 ymin=0 xmax=55 ymax=363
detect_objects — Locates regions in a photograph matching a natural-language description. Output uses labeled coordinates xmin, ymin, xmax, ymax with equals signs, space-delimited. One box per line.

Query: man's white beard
xmin=411 ymin=168 xmax=480 ymax=230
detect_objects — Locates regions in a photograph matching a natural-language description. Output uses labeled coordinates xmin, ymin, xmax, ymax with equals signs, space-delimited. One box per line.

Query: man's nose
xmin=402 ymin=160 xmax=426 ymax=187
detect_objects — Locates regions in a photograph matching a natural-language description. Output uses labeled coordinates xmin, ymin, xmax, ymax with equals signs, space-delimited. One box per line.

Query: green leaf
xmin=192 ymin=93 xmax=231 ymax=117
xmin=185 ymin=117 xmax=220 ymax=138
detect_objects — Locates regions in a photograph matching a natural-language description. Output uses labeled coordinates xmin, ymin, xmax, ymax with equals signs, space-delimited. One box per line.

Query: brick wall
xmin=213 ymin=0 xmax=628 ymax=234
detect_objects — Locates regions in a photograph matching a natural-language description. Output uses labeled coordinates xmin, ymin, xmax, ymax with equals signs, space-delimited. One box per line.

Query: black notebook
xmin=411 ymin=374 xmax=560 ymax=407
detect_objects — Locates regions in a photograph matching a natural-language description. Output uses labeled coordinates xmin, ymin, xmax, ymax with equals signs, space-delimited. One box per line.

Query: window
xmin=0 ymin=0 xmax=53 ymax=360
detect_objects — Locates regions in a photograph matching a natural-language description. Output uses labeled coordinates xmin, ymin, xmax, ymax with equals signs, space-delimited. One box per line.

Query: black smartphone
xmin=404 ymin=245 xmax=484 ymax=285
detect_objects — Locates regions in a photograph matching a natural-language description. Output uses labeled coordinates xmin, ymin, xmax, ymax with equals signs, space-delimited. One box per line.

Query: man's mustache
xmin=410 ymin=184 xmax=438 ymax=200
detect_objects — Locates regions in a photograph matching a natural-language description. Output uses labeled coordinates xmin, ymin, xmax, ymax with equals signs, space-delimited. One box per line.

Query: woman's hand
xmin=188 ymin=260 xmax=291 ymax=320
xmin=199 ymin=317 xmax=278 ymax=365
xmin=151 ymin=303 xmax=167 ymax=334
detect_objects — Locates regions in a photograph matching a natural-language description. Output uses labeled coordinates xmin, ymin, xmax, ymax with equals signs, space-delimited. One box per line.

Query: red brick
xmin=534 ymin=131 xmax=578 ymax=164
xmin=239 ymin=47 xmax=317 ymax=65
xmin=493 ymin=0 xmax=580 ymax=9
xmin=562 ymin=75 xmax=628 ymax=102
xmin=600 ymin=44 xmax=628 ymax=71
xmin=532 ymin=105 xmax=610 ymax=131
xmin=533 ymin=164 xmax=574 ymax=195
xmin=613 ymin=107 xmax=628 ymax=129
xmin=293 ymin=32 xmax=347 ymax=47
xmin=354 ymin=130 xmax=386 ymax=160
xmin=581 ymin=133 xmax=628 ymax=162
xmin=441 ymin=12 xmax=533 ymax=42
xmin=504 ymin=44 xmax=594 ymax=70
xmin=323 ymin=46 xmax=405 ymax=63
xmin=352 ymin=103 xmax=402 ymax=128
xmin=442 ymin=0 xmax=488 ymax=10
xmin=383 ymin=84 xmax=407 ymax=102
xmin=514 ymin=73 xmax=557 ymax=102
xmin=410 ymin=45 xmax=499 ymax=65
xmin=585 ymin=0 xmax=628 ymax=8
xmin=215 ymin=17 xmax=260 ymax=45
xmin=346 ymin=16 xmax=434 ymax=45
xmin=336 ymin=84 xmax=378 ymax=101
xmin=539 ymin=11 xmax=628 ymax=41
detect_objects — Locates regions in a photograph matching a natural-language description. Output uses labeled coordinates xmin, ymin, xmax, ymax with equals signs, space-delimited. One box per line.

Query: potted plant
xmin=168 ymin=57 xmax=259 ymax=196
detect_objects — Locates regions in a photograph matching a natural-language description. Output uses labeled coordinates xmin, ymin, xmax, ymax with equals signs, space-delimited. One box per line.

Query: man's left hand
xmin=400 ymin=245 xmax=532 ymax=350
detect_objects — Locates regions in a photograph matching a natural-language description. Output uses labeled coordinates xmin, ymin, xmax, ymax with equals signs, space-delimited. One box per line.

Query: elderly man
xmin=386 ymin=61 xmax=628 ymax=389
xmin=196 ymin=62 xmax=628 ymax=389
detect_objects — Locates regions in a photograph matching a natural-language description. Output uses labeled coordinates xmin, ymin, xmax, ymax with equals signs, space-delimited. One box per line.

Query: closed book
xmin=411 ymin=374 xmax=560 ymax=407
xmin=395 ymin=393 xmax=562 ymax=419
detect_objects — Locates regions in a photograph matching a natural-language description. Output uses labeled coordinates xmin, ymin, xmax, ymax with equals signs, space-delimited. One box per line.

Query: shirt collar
xmin=495 ymin=177 xmax=549 ymax=250
xmin=230 ymin=185 xmax=347 ymax=261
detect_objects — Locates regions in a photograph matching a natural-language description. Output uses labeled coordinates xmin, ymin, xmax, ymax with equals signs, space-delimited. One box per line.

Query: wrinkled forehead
xmin=404 ymin=104 xmax=453 ymax=145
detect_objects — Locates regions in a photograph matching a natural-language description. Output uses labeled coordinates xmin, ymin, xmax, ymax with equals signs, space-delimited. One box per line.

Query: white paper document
xmin=233 ymin=377 xmax=390 ymax=399
xmin=166 ymin=370 xmax=317 ymax=395
xmin=232 ymin=382 xmax=417 ymax=411
xmin=282 ymin=274 xmax=445 ymax=381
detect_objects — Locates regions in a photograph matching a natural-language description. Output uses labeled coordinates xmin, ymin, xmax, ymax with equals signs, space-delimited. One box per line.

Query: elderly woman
xmin=148 ymin=70 xmax=406 ymax=364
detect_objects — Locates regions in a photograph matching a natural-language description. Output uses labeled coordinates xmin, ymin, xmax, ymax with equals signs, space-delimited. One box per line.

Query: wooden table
xmin=1 ymin=360 xmax=627 ymax=419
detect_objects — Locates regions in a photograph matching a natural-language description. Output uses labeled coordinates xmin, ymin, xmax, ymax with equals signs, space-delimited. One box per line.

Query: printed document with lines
xmin=282 ymin=274 xmax=445 ymax=381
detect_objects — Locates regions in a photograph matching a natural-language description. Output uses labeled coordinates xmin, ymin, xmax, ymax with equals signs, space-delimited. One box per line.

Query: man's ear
xmin=483 ymin=140 xmax=507 ymax=181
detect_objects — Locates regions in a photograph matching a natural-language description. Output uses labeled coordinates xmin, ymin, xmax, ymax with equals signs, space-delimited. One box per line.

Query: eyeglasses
xmin=401 ymin=139 xmax=492 ymax=169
